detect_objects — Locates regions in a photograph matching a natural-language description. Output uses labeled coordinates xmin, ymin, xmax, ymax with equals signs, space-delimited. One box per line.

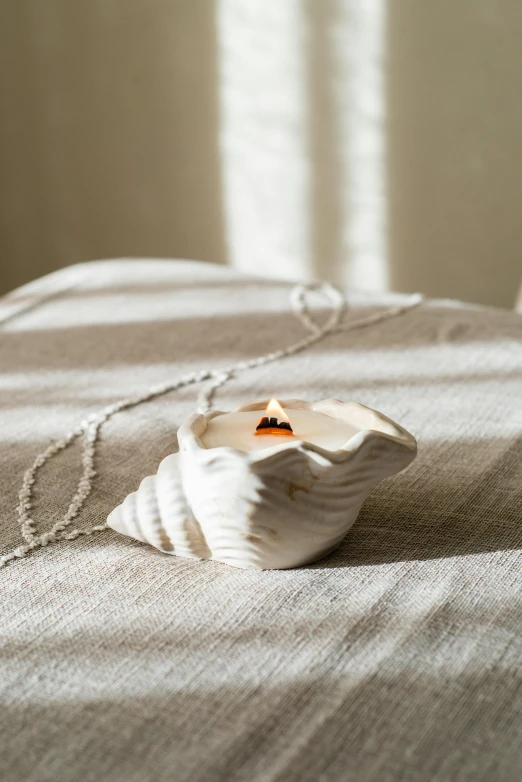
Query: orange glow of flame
xmin=266 ymin=398 xmax=290 ymax=424
xmin=255 ymin=399 xmax=294 ymax=436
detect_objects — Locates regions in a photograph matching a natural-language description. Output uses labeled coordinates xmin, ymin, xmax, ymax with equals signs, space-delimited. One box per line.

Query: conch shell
xmin=107 ymin=399 xmax=417 ymax=570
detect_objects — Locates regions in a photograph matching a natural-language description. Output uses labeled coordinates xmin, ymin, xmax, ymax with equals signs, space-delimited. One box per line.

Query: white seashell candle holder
xmin=107 ymin=399 xmax=417 ymax=570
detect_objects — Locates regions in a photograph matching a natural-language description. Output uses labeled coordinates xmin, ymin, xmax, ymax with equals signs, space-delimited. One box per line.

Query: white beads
xmin=198 ymin=370 xmax=234 ymax=414
xmin=0 ymin=284 xmax=423 ymax=568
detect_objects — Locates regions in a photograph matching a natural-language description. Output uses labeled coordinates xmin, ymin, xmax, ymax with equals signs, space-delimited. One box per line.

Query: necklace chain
xmin=1 ymin=283 xmax=423 ymax=567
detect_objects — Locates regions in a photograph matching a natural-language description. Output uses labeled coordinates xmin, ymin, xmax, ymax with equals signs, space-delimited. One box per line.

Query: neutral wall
xmin=0 ymin=1 xmax=226 ymax=294
xmin=387 ymin=0 xmax=522 ymax=307
xmin=1 ymin=1 xmax=521 ymax=306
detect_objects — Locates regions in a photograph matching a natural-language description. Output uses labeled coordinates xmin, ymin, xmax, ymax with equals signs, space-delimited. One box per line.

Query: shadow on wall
xmin=305 ymin=0 xmax=344 ymax=287
xmin=0 ymin=0 xmax=226 ymax=295
xmin=234 ymin=0 xmax=522 ymax=307
xmin=387 ymin=1 xmax=522 ymax=307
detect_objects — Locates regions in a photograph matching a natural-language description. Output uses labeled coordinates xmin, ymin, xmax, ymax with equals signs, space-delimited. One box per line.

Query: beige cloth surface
xmin=1 ymin=259 xmax=521 ymax=782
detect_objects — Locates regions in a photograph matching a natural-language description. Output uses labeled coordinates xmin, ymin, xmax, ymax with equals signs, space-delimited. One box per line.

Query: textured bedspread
xmin=1 ymin=259 xmax=521 ymax=781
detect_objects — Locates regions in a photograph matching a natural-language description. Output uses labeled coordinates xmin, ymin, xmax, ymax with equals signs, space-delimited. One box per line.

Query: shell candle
xmin=107 ymin=398 xmax=417 ymax=570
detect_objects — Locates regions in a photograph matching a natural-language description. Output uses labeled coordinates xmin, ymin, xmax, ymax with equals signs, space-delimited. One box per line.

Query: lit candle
xmin=108 ymin=398 xmax=417 ymax=570
xmin=200 ymin=398 xmax=359 ymax=452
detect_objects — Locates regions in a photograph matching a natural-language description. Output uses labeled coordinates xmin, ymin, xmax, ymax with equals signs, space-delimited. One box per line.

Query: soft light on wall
xmin=0 ymin=0 xmax=521 ymax=306
xmin=217 ymin=0 xmax=389 ymax=292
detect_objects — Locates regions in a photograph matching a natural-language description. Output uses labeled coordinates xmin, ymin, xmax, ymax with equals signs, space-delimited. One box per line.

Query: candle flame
xmin=255 ymin=399 xmax=294 ymax=436
xmin=266 ymin=398 xmax=290 ymax=424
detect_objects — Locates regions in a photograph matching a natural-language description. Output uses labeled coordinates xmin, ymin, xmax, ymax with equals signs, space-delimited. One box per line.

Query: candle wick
xmin=255 ymin=415 xmax=294 ymax=436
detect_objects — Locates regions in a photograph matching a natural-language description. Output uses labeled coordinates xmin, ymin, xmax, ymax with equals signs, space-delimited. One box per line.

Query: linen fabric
xmin=1 ymin=259 xmax=521 ymax=782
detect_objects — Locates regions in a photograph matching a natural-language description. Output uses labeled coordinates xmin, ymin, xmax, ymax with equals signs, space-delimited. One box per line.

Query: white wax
xmin=200 ymin=409 xmax=360 ymax=452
